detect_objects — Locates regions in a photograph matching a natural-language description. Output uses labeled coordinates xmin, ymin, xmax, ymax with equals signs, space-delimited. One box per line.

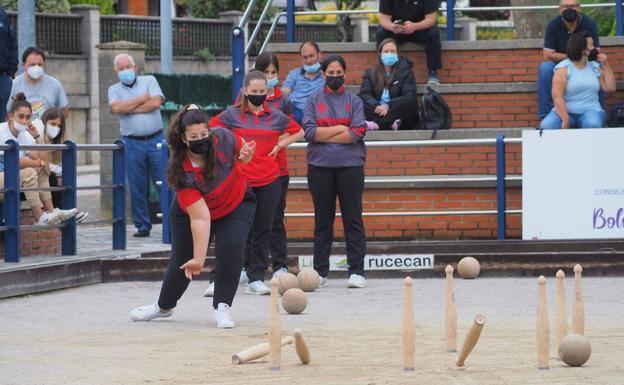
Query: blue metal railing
xmin=1 ymin=141 xmax=126 ymax=263
xmin=158 ymin=137 xmax=522 ymax=242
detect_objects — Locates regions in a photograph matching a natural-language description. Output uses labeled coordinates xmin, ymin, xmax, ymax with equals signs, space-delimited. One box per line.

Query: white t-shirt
xmin=0 ymin=119 xmax=45 ymax=166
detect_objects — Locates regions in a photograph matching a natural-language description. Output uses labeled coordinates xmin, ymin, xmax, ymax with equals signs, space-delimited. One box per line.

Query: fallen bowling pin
xmin=293 ymin=329 xmax=311 ymax=364
xmin=232 ymin=337 xmax=294 ymax=365
xmin=456 ymin=314 xmax=486 ymax=367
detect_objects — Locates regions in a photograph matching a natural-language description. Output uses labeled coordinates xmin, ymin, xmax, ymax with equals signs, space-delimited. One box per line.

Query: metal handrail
xmin=286 ymin=209 xmax=523 ymax=218
xmin=245 ymin=0 xmax=276 ymax=55
xmin=239 ymin=0 xmax=260 ymax=28
xmin=287 ymin=137 xmax=521 ymax=148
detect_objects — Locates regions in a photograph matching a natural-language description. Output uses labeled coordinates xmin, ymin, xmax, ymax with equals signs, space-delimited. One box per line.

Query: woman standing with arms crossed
xmin=130 ymin=104 xmax=256 ymax=328
xmin=210 ymin=71 xmax=303 ymax=295
xmin=303 ymin=55 xmax=368 ymax=289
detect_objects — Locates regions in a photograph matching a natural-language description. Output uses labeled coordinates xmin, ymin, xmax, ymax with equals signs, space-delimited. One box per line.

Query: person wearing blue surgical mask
xmin=108 ymin=53 xmax=165 ymax=238
xmin=359 ymin=38 xmax=420 ymax=131
xmin=282 ymin=41 xmax=325 ymax=124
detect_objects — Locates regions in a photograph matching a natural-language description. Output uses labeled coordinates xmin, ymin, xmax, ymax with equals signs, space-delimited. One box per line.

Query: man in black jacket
xmin=0 ymin=6 xmax=18 ymax=121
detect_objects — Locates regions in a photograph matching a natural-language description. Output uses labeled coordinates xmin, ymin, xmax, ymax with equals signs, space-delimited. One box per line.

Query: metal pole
xmin=617 ymin=0 xmax=623 ymax=35
xmin=17 ymin=0 xmax=36 ymax=70
xmin=446 ymin=0 xmax=455 ymax=41
xmin=3 ymin=140 xmax=20 ymax=262
xmin=286 ymin=0 xmax=296 ymax=43
xmin=159 ymin=140 xmax=171 ymax=244
xmin=60 ymin=141 xmax=77 ymax=255
xmin=495 ymin=134 xmax=507 ymax=240
xmin=232 ymin=26 xmax=245 ymax=102
xmin=112 ymin=140 xmax=126 ymax=250
xmin=160 ymin=0 xmax=173 ymax=74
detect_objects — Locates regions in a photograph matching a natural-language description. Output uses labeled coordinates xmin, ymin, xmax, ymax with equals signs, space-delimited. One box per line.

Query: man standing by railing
xmin=0 ymin=5 xmax=17 ymax=122
xmin=108 ymin=53 xmax=164 ymax=238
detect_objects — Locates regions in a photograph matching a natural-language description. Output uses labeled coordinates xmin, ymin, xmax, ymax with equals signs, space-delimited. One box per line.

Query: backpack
xmin=419 ymin=86 xmax=452 ymax=139
xmin=609 ymin=103 xmax=624 ymax=127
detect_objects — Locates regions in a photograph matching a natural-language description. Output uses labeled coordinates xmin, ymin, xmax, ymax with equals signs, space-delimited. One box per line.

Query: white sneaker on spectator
xmin=53 ymin=207 xmax=79 ymax=223
xmin=245 ymin=280 xmax=271 ymax=295
xmin=214 ymin=303 xmax=235 ymax=328
xmin=203 ymin=281 xmax=215 ymax=297
xmin=35 ymin=210 xmax=63 ymax=226
xmin=319 ymin=277 xmax=329 ymax=287
xmin=272 ymin=267 xmax=288 ymax=279
xmin=75 ymin=211 xmax=89 ymax=223
xmin=347 ymin=274 xmax=366 ymax=288
xmin=129 ymin=303 xmax=173 ymax=322
xmin=239 ymin=270 xmax=249 ymax=285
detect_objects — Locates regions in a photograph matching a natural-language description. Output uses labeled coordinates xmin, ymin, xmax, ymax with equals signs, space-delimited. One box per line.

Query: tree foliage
xmin=334 ymin=0 xmax=363 ymax=42
xmin=179 ymin=0 xmax=271 ymax=19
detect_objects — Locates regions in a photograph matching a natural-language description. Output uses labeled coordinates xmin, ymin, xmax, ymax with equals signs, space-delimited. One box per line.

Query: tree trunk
xmin=511 ymin=0 xmax=558 ymax=39
xmin=337 ymin=14 xmax=353 ymax=42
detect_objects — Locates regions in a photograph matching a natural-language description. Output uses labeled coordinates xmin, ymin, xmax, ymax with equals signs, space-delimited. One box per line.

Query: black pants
xmin=307 ymin=165 xmax=366 ymax=278
xmin=244 ymin=179 xmax=282 ymax=283
xmin=364 ymin=95 xmax=421 ymax=130
xmin=158 ymin=194 xmax=255 ymax=310
xmin=376 ymin=26 xmax=442 ymax=72
xmin=270 ymin=175 xmax=290 ymax=271
xmin=49 ymin=172 xmax=62 ymax=208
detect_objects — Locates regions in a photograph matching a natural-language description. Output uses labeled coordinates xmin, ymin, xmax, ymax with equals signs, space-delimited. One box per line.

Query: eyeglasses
xmin=15 ymin=113 xmax=32 ymax=120
xmin=560 ymin=4 xmax=580 ymax=9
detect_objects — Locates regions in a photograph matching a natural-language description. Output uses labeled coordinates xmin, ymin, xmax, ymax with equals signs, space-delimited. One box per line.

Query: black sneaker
xmin=133 ymin=229 xmax=150 ymax=237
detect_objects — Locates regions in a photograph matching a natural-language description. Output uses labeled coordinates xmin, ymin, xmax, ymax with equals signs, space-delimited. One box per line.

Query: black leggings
xmin=307 ymin=165 xmax=366 ymax=278
xmin=244 ymin=179 xmax=282 ymax=283
xmin=158 ymin=194 xmax=255 ymax=310
xmin=270 ymin=175 xmax=290 ymax=271
xmin=364 ymin=95 xmax=420 ymax=130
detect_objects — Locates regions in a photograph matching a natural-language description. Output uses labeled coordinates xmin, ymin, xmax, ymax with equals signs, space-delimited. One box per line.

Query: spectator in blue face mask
xmin=108 ymin=53 xmax=165 ymax=238
xmin=359 ymin=38 xmax=420 ymax=131
xmin=282 ymin=41 xmax=325 ymax=124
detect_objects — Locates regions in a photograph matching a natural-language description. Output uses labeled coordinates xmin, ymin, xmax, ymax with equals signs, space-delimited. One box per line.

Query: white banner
xmin=298 ymin=254 xmax=435 ymax=271
xmin=522 ymin=128 xmax=624 ymax=240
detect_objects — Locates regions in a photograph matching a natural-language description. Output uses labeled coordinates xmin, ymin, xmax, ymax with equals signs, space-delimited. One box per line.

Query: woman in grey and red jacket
xmin=303 ymin=54 xmax=368 ymax=289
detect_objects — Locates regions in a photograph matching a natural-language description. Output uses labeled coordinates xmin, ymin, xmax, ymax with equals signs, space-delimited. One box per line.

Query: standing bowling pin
xmin=445 ymin=265 xmax=457 ymax=352
xmin=268 ymin=277 xmax=281 ymax=370
xmin=403 ymin=277 xmax=415 ymax=371
xmin=456 ymin=314 xmax=486 ymax=367
xmin=537 ymin=276 xmax=549 ymax=370
xmin=572 ymin=264 xmax=584 ymax=335
xmin=554 ymin=270 xmax=568 ymax=354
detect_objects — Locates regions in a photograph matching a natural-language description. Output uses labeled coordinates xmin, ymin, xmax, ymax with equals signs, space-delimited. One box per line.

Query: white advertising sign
xmin=298 ymin=254 xmax=435 ymax=271
xmin=522 ymin=128 xmax=624 ymax=240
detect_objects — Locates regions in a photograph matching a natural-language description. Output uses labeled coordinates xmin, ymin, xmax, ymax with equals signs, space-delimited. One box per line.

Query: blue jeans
xmin=539 ymin=109 xmax=606 ymax=129
xmin=0 ymin=75 xmax=12 ymax=122
xmin=123 ymin=132 xmax=163 ymax=232
xmin=537 ymin=61 xmax=605 ymax=119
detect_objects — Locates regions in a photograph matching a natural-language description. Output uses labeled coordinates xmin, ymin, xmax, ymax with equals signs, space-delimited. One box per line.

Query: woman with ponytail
xmin=209 ymin=70 xmax=303 ymax=295
xmin=130 ymin=104 xmax=257 ymax=328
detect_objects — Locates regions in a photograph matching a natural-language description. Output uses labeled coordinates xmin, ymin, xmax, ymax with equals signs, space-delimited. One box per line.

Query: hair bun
xmin=14 ymin=92 xmax=27 ymax=102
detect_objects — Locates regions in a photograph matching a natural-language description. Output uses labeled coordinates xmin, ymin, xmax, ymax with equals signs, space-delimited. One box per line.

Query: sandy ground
xmin=1 ymin=277 xmax=623 ymax=385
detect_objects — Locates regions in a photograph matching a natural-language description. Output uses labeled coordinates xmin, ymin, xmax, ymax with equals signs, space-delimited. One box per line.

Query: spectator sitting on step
xmin=0 ymin=93 xmax=78 ymax=225
xmin=6 ymin=47 xmax=69 ymax=120
xmin=359 ymin=38 xmax=420 ymax=131
xmin=537 ymin=0 xmax=601 ymax=119
xmin=539 ymin=31 xmax=615 ymax=130
xmin=39 ymin=107 xmax=88 ymax=222
xmin=282 ymin=41 xmax=325 ymax=124
xmin=376 ymin=0 xmax=442 ymax=86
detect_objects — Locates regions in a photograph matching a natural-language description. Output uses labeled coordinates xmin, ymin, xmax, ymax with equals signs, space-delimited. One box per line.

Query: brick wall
xmin=0 ymin=210 xmax=62 ymax=258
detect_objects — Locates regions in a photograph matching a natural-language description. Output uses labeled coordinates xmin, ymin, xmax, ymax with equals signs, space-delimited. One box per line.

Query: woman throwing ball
xmin=130 ymin=104 xmax=256 ymax=328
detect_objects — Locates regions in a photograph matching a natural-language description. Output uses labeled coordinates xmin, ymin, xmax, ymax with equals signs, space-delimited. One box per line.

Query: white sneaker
xmin=75 ymin=211 xmax=89 ymax=223
xmin=347 ymin=274 xmax=366 ymax=288
xmin=214 ymin=303 xmax=235 ymax=328
xmin=245 ymin=280 xmax=271 ymax=295
xmin=272 ymin=267 xmax=288 ymax=278
xmin=35 ymin=210 xmax=63 ymax=226
xmin=319 ymin=277 xmax=329 ymax=287
xmin=129 ymin=303 xmax=173 ymax=321
xmin=53 ymin=207 xmax=79 ymax=223
xmin=239 ymin=270 xmax=249 ymax=285
xmin=203 ymin=281 xmax=215 ymax=297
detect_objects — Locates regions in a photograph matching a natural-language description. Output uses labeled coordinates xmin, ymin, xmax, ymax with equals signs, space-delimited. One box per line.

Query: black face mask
xmin=587 ymin=48 xmax=598 ymax=61
xmin=247 ymin=94 xmax=267 ymax=107
xmin=562 ymin=8 xmax=578 ymax=23
xmin=326 ymin=75 xmax=345 ymax=91
xmin=187 ymin=136 xmax=213 ymax=155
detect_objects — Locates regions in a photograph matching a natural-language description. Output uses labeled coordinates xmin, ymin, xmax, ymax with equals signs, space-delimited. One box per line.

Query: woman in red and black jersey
xmin=210 ymin=70 xmax=303 ymax=295
xmin=129 ymin=104 xmax=256 ymax=328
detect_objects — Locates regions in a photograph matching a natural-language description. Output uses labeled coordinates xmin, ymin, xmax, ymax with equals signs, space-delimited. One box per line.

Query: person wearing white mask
xmin=6 ymin=47 xmax=69 ymax=120
xmin=38 ymin=107 xmax=88 ymax=223
xmin=108 ymin=53 xmax=165 ymax=238
xmin=0 ymin=93 xmax=78 ymax=225
xmin=282 ymin=41 xmax=325 ymax=124
xmin=359 ymin=38 xmax=420 ymax=131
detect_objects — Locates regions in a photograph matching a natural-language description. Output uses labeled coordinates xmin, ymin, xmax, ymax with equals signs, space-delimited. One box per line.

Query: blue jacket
xmin=0 ymin=7 xmax=18 ymax=76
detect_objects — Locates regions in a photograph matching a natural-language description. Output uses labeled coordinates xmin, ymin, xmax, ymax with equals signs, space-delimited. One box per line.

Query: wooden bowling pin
xmin=445 ymin=265 xmax=457 ymax=352
xmin=537 ymin=276 xmax=549 ymax=370
xmin=554 ymin=270 xmax=568 ymax=353
xmin=403 ymin=277 xmax=415 ymax=371
xmin=293 ymin=329 xmax=311 ymax=364
xmin=268 ymin=278 xmax=281 ymax=370
xmin=456 ymin=314 xmax=486 ymax=367
xmin=232 ymin=337 xmax=294 ymax=365
xmin=572 ymin=264 xmax=584 ymax=335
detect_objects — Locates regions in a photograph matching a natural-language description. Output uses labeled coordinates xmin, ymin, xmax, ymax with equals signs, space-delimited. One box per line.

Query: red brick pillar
xmin=127 ymin=0 xmax=148 ymax=16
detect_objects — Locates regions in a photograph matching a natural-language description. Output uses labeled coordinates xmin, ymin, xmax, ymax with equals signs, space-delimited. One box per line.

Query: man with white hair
xmin=108 ymin=53 xmax=165 ymax=237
